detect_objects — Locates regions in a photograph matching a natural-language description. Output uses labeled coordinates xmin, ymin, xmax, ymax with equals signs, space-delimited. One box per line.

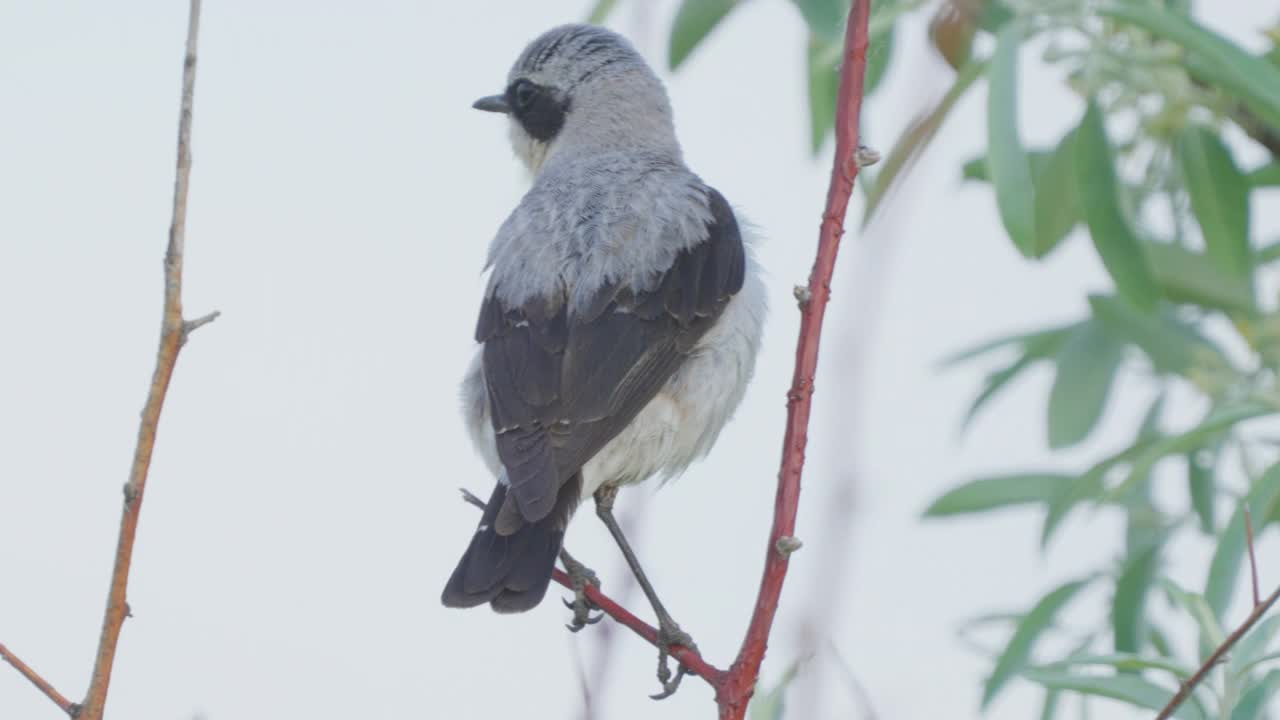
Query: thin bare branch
xmin=1155 ymin=584 xmax=1280 ymax=720
xmin=78 ymin=2 xmax=205 ymax=717
xmin=0 ymin=643 xmax=78 ymax=716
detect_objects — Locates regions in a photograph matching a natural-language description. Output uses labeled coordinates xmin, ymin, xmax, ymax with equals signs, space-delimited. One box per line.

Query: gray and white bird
xmin=442 ymin=23 xmax=766 ymax=697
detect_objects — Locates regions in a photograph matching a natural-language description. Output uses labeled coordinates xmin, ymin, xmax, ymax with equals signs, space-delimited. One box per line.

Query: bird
xmin=441 ymin=23 xmax=767 ymax=698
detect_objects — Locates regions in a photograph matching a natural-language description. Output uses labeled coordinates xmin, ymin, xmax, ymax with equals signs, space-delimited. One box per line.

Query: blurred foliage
xmin=590 ymin=0 xmax=1280 ymax=716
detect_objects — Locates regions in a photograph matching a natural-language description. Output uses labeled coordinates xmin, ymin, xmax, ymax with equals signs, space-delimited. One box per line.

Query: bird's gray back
xmin=485 ymin=153 xmax=714 ymax=315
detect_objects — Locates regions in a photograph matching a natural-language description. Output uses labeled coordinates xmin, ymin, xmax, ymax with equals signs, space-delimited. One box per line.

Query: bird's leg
xmin=559 ymin=548 xmax=603 ymax=632
xmin=593 ymin=484 xmax=698 ymax=700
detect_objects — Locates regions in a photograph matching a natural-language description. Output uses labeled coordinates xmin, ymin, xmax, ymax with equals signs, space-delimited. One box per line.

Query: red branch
xmin=550 ymin=569 xmax=728 ymax=686
xmin=715 ymin=3 xmax=871 ymax=718
xmin=0 ymin=643 xmax=77 ymax=716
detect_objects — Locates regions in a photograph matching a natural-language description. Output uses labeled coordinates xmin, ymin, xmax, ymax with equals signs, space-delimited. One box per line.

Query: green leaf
xmin=1021 ymin=669 xmax=1202 ymax=719
xmin=1175 ymin=126 xmax=1253 ymax=282
xmin=1187 ymin=450 xmax=1217 ymax=534
xmin=1075 ymin=102 xmax=1160 ymax=311
xmin=1145 ymin=241 xmax=1256 ymax=314
xmin=988 ymin=23 xmax=1039 ymax=258
xmin=1039 ymin=687 xmax=1061 ymax=720
xmin=963 ymin=154 xmax=991 ymax=182
xmin=807 ymin=36 xmax=840 ymax=154
xmin=1099 ymin=2 xmax=1280 ymax=131
xmin=942 ymin=322 xmax=1079 ymax=367
xmin=1206 ymin=463 xmax=1280 ymax=620
xmin=1232 ymin=669 xmax=1280 ymax=720
xmin=1160 ymin=579 xmax=1225 ymax=658
xmin=1048 ymin=320 xmax=1124 ymax=449
xmin=1113 ymin=543 xmax=1161 ymax=654
xmin=978 ymin=0 xmax=1013 ymax=33
xmin=863 ymin=23 xmax=894 ymax=97
xmin=1230 ymin=615 xmax=1280 ymax=676
xmin=925 ymin=474 xmax=1069 ymax=517
xmin=791 ymin=0 xmax=846 ymax=43
xmin=1032 ymin=129 xmax=1082 ymax=257
xmin=1041 ymin=464 xmax=1110 ymax=548
xmin=1110 ymin=403 xmax=1274 ymax=503
xmin=668 ymin=0 xmax=739 ymax=70
xmin=1087 ymin=295 xmax=1226 ymax=377
xmin=1248 ymin=162 xmax=1280 ymax=187
xmin=983 ymin=579 xmax=1092 ymax=708
xmin=749 ymin=657 xmax=807 ymax=720
xmin=863 ymin=58 xmax=987 ymax=226
xmin=1040 ymin=653 xmax=1194 ymax=679
xmin=584 ymin=0 xmax=620 ymax=23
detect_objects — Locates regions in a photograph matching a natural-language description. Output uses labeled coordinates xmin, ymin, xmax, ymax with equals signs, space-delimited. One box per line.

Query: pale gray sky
xmin=2 ymin=2 xmax=1276 ymax=719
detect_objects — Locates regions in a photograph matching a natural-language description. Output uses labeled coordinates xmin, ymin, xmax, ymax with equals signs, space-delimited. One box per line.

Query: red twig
xmin=715 ymin=3 xmax=871 ymax=718
xmin=549 ymin=568 xmax=728 ymax=686
xmin=1244 ymin=507 xmax=1260 ymax=608
xmin=0 ymin=643 xmax=77 ymax=716
xmin=1154 ymin=584 xmax=1280 ymax=719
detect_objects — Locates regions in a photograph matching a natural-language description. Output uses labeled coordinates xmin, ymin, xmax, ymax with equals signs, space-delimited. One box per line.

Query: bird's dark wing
xmin=477 ymin=187 xmax=745 ymax=525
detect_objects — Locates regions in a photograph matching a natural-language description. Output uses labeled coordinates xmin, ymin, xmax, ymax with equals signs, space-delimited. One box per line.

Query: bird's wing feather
xmin=476 ymin=187 xmax=745 ymax=524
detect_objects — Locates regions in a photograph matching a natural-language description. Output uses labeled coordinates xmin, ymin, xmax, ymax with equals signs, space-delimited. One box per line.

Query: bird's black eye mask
xmin=507 ymin=79 xmax=568 ymax=142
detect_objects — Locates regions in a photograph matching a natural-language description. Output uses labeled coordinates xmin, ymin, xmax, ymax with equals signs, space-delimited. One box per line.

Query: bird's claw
xmin=649 ymin=620 xmax=697 ymax=700
xmin=560 ymin=554 xmax=602 ymax=633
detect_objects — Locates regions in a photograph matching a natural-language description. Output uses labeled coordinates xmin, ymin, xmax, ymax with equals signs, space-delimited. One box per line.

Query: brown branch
xmin=0 ymin=643 xmax=78 ymax=716
xmin=1154 ymin=584 xmax=1280 ymax=720
xmin=77 ymin=2 xmax=210 ymax=718
xmin=715 ymin=3 xmax=871 ymax=718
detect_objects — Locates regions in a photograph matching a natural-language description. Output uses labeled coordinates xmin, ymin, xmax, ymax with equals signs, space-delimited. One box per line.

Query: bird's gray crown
xmin=484 ymin=24 xmax=680 ymax=173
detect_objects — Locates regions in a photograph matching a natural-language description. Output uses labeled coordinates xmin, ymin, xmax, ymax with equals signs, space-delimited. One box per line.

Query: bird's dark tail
xmin=441 ymin=476 xmax=580 ymax=613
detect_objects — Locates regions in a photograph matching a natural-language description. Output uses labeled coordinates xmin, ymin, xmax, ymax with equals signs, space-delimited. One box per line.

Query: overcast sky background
xmin=2 ymin=2 xmax=1277 ymax=718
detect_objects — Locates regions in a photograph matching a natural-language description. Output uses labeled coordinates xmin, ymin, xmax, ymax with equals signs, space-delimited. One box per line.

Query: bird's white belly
xmin=461 ymin=256 xmax=766 ymax=500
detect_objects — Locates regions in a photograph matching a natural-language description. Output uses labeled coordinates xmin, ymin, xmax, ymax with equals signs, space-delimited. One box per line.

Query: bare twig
xmin=715 ymin=3 xmax=871 ymax=718
xmin=1244 ymin=507 xmax=1260 ymax=608
xmin=78 ymin=2 xmax=210 ymax=717
xmin=1154 ymin=584 xmax=1280 ymax=720
xmin=0 ymin=643 xmax=78 ymax=716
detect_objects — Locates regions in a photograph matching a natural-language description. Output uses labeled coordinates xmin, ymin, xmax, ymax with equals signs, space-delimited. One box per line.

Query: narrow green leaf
xmin=963 ymin=154 xmax=991 ymax=182
xmin=1230 ymin=615 xmax=1280 ymax=676
xmin=1039 ymin=687 xmax=1061 ymax=720
xmin=982 ymin=579 xmax=1092 ymax=708
xmin=864 ymin=58 xmax=987 ymax=226
xmin=1041 ymin=464 xmax=1109 ymax=548
xmin=584 ymin=0 xmax=620 ymax=23
xmin=1075 ymin=102 xmax=1160 ymax=310
xmin=1175 ymin=126 xmax=1253 ymax=282
xmin=1032 ymin=129 xmax=1081 ymax=257
xmin=1145 ymin=241 xmax=1256 ymax=313
xmin=925 ymin=474 xmax=1069 ymax=517
xmin=668 ymin=0 xmax=739 ymax=70
xmin=1048 ymin=321 xmax=1124 ymax=449
xmin=1232 ymin=669 xmax=1280 ymax=720
xmin=1099 ymin=2 xmax=1280 ymax=130
xmin=1187 ymin=450 xmax=1217 ymax=534
xmin=1041 ymin=653 xmax=1194 ymax=679
xmin=1087 ymin=295 xmax=1226 ymax=376
xmin=988 ymin=23 xmax=1038 ymax=257
xmin=941 ymin=322 xmax=1079 ymax=367
xmin=1113 ymin=543 xmax=1161 ymax=654
xmin=791 ymin=0 xmax=846 ymax=42
xmin=1110 ymin=403 xmax=1274 ymax=503
xmin=978 ymin=0 xmax=1013 ymax=33
xmin=807 ymin=36 xmax=840 ymax=154
xmin=749 ymin=657 xmax=807 ymax=720
xmin=1248 ymin=162 xmax=1280 ymax=187
xmin=1021 ymin=669 xmax=1202 ymax=719
xmin=1160 ymin=579 xmax=1225 ymax=661
xmin=1206 ymin=463 xmax=1280 ymax=620
xmin=863 ymin=23 xmax=894 ymax=97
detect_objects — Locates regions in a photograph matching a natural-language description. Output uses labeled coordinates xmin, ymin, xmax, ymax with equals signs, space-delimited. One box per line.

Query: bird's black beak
xmin=472 ymin=94 xmax=510 ymax=114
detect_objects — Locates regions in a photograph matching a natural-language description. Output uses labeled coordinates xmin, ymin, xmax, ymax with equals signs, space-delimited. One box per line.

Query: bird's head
xmin=473 ymin=24 xmax=680 ymax=174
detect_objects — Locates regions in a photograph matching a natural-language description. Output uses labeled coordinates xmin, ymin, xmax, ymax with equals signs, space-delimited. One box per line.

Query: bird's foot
xmin=651 ymin=618 xmax=697 ymax=700
xmin=560 ymin=552 xmax=603 ymax=632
